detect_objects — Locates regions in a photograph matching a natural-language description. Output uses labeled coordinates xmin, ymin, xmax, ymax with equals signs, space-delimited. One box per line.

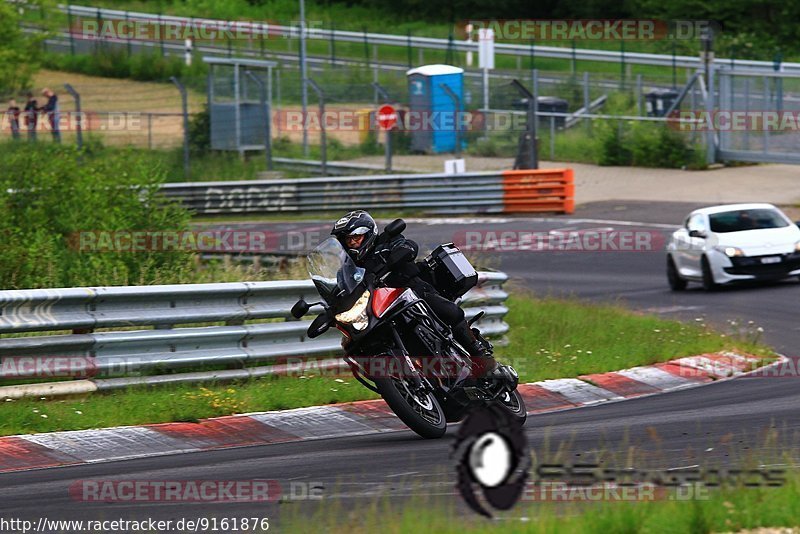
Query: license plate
xmin=761 ymin=256 xmax=781 ymax=264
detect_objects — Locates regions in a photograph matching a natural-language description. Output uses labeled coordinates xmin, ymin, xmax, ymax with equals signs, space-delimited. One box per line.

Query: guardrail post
xmin=64 ymin=84 xmax=82 ymax=151
xmin=245 ymin=70 xmax=273 ymax=171
xmin=170 ymin=76 xmax=190 ymax=179
xmin=307 ymin=78 xmax=327 ymax=176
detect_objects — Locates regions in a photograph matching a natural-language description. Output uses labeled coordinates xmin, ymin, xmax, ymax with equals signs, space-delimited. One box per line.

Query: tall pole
xmin=299 ymin=0 xmax=309 ymax=157
xmin=170 ymin=77 xmax=190 ymax=180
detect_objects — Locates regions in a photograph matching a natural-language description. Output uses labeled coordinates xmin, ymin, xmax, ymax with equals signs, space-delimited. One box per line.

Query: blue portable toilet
xmin=406 ymin=64 xmax=465 ymax=153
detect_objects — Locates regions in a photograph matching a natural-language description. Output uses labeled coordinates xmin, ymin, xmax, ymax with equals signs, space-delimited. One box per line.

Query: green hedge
xmin=0 ymin=141 xmax=195 ymax=289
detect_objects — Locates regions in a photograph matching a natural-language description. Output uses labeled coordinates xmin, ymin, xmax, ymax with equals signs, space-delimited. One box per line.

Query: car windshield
xmin=306 ymin=237 xmax=366 ymax=303
xmin=708 ymin=209 xmax=789 ymax=233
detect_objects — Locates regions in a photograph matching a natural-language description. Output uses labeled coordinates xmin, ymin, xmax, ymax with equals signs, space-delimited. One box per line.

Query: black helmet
xmin=331 ymin=210 xmax=378 ymax=262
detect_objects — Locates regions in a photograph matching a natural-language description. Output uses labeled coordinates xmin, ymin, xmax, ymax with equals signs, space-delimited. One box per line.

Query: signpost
xmin=377 ymin=104 xmax=397 ymax=172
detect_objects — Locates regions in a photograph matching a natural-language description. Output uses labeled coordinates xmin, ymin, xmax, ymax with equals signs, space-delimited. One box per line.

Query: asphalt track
xmin=2 ymin=200 xmax=800 ymax=528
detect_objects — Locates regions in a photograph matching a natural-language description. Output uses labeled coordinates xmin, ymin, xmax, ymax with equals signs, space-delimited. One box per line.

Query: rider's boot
xmin=452 ymin=321 xmax=498 ymax=378
xmin=453 ymin=322 xmax=518 ymax=389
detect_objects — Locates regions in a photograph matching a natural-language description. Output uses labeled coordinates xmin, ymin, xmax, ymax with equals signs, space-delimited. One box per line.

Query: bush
xmin=41 ymin=49 xmax=207 ymax=84
xmin=0 ymin=142 xmax=194 ymax=289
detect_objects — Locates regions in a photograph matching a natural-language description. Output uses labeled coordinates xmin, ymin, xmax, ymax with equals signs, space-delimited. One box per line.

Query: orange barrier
xmin=501 ymin=168 xmax=574 ymax=214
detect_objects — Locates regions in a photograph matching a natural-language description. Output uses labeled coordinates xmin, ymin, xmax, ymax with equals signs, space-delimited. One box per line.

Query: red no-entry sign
xmin=377 ymin=105 xmax=397 ymax=130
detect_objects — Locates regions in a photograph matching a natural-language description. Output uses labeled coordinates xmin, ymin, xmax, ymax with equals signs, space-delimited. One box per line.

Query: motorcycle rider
xmin=331 ymin=210 xmax=500 ymax=379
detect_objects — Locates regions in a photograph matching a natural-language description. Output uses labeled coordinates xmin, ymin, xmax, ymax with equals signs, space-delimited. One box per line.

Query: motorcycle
xmin=291 ymin=219 xmax=526 ymax=439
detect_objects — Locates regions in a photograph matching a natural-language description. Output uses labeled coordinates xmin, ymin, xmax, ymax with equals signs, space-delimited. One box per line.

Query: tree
xmin=0 ymin=2 xmax=48 ymax=97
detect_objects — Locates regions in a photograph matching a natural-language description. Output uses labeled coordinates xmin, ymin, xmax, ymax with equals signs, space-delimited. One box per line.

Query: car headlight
xmin=335 ymin=290 xmax=370 ymax=331
xmin=716 ymin=246 xmax=744 ymax=257
xmin=795 ymin=241 xmax=800 ymax=253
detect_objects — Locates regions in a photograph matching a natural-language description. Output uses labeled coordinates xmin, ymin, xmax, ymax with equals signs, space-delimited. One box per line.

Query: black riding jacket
xmin=357 ymin=234 xmax=434 ymax=294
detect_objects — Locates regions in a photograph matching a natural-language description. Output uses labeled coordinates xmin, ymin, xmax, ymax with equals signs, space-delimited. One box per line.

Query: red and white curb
xmin=0 ymin=352 xmax=780 ymax=474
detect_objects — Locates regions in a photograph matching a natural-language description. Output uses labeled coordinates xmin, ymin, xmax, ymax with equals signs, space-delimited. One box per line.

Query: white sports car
xmin=666 ymin=203 xmax=800 ymax=290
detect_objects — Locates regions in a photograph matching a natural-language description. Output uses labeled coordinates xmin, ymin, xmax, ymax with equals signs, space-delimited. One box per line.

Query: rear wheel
xmin=375 ymin=376 xmax=447 ymax=439
xmin=667 ymin=256 xmax=687 ymax=291
xmin=701 ymin=256 xmax=718 ymax=291
xmin=497 ymin=389 xmax=527 ymax=426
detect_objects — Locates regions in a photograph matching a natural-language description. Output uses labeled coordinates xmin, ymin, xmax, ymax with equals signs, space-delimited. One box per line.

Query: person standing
xmin=40 ymin=88 xmax=60 ymax=143
xmin=24 ymin=93 xmax=38 ymax=141
xmin=6 ymin=99 xmax=21 ymax=140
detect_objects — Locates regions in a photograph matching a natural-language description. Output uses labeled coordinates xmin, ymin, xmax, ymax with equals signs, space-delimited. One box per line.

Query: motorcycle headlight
xmin=716 ymin=246 xmax=744 ymax=257
xmin=335 ymin=290 xmax=370 ymax=331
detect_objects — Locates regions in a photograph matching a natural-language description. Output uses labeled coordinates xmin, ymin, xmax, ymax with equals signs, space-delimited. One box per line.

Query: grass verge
xmin=0 ymin=295 xmax=773 ymax=437
xmin=279 ymin=469 xmax=800 ymax=533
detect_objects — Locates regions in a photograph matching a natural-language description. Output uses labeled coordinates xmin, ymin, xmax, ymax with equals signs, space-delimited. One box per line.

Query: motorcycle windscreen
xmin=307 ymin=237 xmax=366 ymax=302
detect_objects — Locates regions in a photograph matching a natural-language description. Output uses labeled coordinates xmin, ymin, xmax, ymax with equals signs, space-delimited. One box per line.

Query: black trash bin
xmin=644 ymin=89 xmax=679 ymax=117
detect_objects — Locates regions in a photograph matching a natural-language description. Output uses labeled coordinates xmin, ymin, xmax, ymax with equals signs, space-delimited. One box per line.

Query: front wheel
xmin=667 ymin=256 xmax=687 ymax=291
xmin=497 ymin=389 xmax=527 ymax=426
xmin=375 ymin=376 xmax=447 ymax=439
xmin=701 ymin=256 xmax=718 ymax=292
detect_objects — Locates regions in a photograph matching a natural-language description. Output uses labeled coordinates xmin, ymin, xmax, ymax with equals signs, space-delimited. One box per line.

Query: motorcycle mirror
xmin=291 ymin=299 xmax=311 ymax=319
xmin=384 ymin=218 xmax=406 ymax=237
xmin=307 ymin=313 xmax=331 ymax=338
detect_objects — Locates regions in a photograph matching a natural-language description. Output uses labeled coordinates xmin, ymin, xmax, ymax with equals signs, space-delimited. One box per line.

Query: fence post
xmin=510 ymin=78 xmax=537 ymax=169
xmin=583 ymin=71 xmax=590 ymax=134
xmin=372 ymin=82 xmax=393 ymax=172
xmin=620 ymin=40 xmax=626 ymax=89
xmin=148 ymin=113 xmax=152 ymax=149
xmin=439 ymin=83 xmax=461 ymax=156
xmin=67 ymin=5 xmax=75 ymax=55
xmin=64 ymin=84 xmax=82 ymax=151
xmin=407 ymin=30 xmax=412 ymax=68
xmin=170 ymin=77 xmax=190 ymax=180
xmin=307 ymin=78 xmax=326 ymax=176
xmin=245 ymin=70 xmax=273 ymax=171
xmin=636 ymin=74 xmax=643 ymax=116
xmin=672 ymin=39 xmax=677 ymax=89
xmin=571 ymin=38 xmax=577 ymax=74
xmin=125 ymin=11 xmax=132 ymax=57
xmin=95 ymin=8 xmax=102 ymax=54
xmin=362 ymin=26 xmax=370 ymax=67
xmin=330 ymin=22 xmax=336 ymax=65
xmin=158 ymin=13 xmax=165 ymax=56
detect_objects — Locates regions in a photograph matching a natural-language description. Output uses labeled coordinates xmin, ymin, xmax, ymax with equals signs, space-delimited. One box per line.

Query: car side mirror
xmin=307 ymin=312 xmax=332 ymax=338
xmin=291 ymin=299 xmax=310 ymax=319
xmin=688 ymin=229 xmax=706 ymax=238
xmin=384 ymin=218 xmax=406 ymax=237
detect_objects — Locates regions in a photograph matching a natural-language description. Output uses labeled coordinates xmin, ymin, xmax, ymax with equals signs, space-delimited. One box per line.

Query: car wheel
xmin=667 ymin=256 xmax=687 ymax=291
xmin=701 ymin=255 xmax=718 ymax=291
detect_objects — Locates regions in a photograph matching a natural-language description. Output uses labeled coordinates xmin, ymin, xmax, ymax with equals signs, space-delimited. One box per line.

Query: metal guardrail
xmin=53 ymin=4 xmax=800 ymax=74
xmin=160 ymin=169 xmax=574 ymax=215
xmin=0 ymin=273 xmax=509 ymax=387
